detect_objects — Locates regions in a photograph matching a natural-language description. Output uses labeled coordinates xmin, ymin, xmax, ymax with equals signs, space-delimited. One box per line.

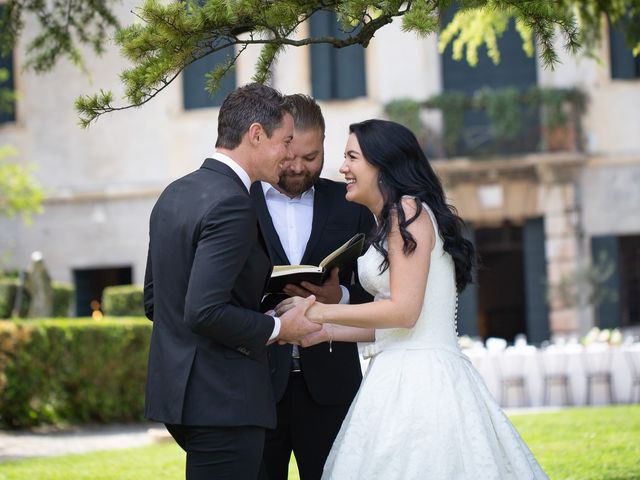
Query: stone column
xmin=539 ymin=181 xmax=583 ymax=336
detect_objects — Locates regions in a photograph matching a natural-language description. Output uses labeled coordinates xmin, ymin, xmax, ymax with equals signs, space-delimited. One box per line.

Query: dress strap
xmin=401 ymin=195 xmax=440 ymax=242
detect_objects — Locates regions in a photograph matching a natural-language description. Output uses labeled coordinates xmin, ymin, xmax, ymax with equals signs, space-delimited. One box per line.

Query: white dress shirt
xmin=211 ymin=152 xmax=281 ymax=340
xmin=262 ymin=182 xmax=315 ymax=265
xmin=261 ymin=182 xmax=350 ymax=304
xmin=262 ymin=181 xmax=350 ymax=358
xmin=211 ymin=151 xmax=251 ymax=192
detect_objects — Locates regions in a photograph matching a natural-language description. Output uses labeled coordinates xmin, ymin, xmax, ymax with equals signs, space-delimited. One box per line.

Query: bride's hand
xmin=305 ymin=302 xmax=324 ymax=323
xmin=276 ymin=297 xmax=324 ymax=323
xmin=274 ymin=296 xmax=305 ymax=316
xmin=299 ymin=324 xmax=331 ymax=347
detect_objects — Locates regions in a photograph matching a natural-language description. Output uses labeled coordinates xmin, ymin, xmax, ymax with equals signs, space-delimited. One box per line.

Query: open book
xmin=265 ymin=233 xmax=365 ymax=294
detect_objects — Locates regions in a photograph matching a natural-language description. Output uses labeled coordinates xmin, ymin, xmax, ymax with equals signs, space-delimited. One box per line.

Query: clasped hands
xmin=271 ymin=295 xmax=324 ymax=346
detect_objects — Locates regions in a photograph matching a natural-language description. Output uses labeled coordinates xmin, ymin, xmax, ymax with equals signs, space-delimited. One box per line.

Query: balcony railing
xmin=385 ymin=87 xmax=588 ymax=159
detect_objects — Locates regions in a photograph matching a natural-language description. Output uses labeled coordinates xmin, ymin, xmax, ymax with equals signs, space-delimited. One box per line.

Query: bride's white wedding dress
xmin=322 ymin=202 xmax=548 ymax=480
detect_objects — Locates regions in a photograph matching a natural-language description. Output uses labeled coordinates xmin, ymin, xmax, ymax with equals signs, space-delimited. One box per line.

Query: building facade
xmin=1 ymin=4 xmax=638 ymax=336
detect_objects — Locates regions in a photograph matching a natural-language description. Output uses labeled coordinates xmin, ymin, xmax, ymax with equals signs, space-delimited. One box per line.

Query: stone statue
xmin=25 ymin=251 xmax=53 ymax=318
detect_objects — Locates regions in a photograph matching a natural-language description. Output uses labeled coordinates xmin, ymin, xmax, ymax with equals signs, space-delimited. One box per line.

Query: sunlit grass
xmin=0 ymin=443 xmax=301 ymax=480
xmin=0 ymin=442 xmax=184 ymax=480
xmin=510 ymin=405 xmax=640 ymax=480
xmin=1 ymin=405 xmax=638 ymax=480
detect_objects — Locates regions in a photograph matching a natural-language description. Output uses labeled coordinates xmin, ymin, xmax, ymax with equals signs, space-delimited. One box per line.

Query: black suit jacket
xmin=251 ymin=178 xmax=375 ymax=405
xmin=144 ymin=158 xmax=277 ymax=428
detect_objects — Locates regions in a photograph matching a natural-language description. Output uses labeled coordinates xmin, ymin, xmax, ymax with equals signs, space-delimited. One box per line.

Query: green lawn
xmin=0 ymin=443 xmax=301 ymax=480
xmin=1 ymin=405 xmax=638 ymax=480
xmin=510 ymin=405 xmax=640 ymax=480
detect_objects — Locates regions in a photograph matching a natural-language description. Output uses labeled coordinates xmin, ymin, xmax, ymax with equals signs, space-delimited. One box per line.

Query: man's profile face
xmin=256 ymin=113 xmax=294 ymax=185
xmin=276 ymin=127 xmax=324 ymax=198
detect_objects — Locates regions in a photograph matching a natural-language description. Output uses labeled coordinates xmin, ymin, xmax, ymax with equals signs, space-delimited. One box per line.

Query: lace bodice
xmin=358 ymin=201 xmax=460 ymax=356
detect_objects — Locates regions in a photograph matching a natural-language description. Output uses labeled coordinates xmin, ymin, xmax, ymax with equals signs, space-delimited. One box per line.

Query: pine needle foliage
xmin=3 ymin=1 xmax=637 ymax=126
xmin=0 ymin=0 xmax=120 ymax=74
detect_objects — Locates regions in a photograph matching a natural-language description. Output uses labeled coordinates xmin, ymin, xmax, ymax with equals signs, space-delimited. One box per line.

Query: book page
xmin=271 ymin=265 xmax=323 ymax=277
xmin=319 ymin=233 xmax=364 ymax=268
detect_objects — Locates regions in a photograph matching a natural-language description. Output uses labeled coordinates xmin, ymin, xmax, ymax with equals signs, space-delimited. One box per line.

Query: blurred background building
xmin=1 ymin=2 xmax=638 ymax=341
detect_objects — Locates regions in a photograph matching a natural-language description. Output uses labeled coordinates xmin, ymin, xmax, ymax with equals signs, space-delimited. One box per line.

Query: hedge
xmin=0 ymin=278 xmax=17 ymax=318
xmin=52 ymin=282 xmax=74 ymax=317
xmin=0 ymin=278 xmax=74 ymax=319
xmin=102 ymin=285 xmax=145 ymax=316
xmin=0 ymin=317 xmax=151 ymax=428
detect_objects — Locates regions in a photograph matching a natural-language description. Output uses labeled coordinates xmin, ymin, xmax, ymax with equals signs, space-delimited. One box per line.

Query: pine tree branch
xmin=73 ymin=0 xmax=639 ymax=126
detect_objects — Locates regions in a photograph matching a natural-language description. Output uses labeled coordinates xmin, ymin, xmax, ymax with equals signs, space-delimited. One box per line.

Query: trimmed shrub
xmin=0 ymin=317 xmax=151 ymax=428
xmin=52 ymin=282 xmax=74 ymax=317
xmin=0 ymin=278 xmax=18 ymax=318
xmin=102 ymin=285 xmax=144 ymax=316
xmin=0 ymin=278 xmax=74 ymax=319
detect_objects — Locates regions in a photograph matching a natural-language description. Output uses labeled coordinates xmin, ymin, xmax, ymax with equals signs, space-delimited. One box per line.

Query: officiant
xmin=251 ymin=94 xmax=374 ymax=480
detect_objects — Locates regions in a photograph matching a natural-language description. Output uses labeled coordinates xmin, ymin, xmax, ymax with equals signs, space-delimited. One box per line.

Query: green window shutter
xmin=333 ymin=28 xmax=366 ymax=100
xmin=591 ymin=235 xmax=622 ymax=329
xmin=609 ymin=21 xmax=640 ymax=79
xmin=310 ymin=11 xmax=366 ymax=100
xmin=457 ymin=224 xmax=478 ymax=337
xmin=0 ymin=51 xmax=15 ymax=124
xmin=183 ymin=47 xmax=236 ymax=110
xmin=309 ymin=11 xmax=335 ymax=101
xmin=523 ymin=218 xmax=550 ymax=344
xmin=0 ymin=4 xmax=15 ymax=124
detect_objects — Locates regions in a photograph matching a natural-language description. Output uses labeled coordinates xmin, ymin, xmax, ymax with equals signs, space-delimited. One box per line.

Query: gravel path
xmin=0 ymin=423 xmax=170 ymax=461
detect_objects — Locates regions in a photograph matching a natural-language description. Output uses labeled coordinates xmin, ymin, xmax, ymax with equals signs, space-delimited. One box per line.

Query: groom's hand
xmin=277 ymin=295 xmax=321 ymax=344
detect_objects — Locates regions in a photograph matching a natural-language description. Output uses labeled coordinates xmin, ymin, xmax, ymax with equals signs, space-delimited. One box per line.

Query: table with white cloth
xmin=359 ymin=342 xmax=640 ymax=407
xmin=462 ymin=343 xmax=640 ymax=407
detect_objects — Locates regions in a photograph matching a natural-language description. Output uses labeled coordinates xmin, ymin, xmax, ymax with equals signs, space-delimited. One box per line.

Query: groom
xmin=143 ymin=83 xmax=321 ymax=479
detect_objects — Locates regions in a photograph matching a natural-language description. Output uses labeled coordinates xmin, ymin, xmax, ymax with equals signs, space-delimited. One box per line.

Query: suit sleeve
xmin=143 ymin=241 xmax=154 ymax=321
xmin=184 ymin=194 xmax=274 ymax=358
xmin=348 ymin=207 xmax=377 ymax=305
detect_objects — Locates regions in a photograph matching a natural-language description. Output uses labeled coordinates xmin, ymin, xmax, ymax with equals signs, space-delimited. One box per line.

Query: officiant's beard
xmin=277 ymin=160 xmax=323 ymax=197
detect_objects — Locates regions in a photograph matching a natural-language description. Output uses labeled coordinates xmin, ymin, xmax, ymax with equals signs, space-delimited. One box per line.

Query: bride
xmin=277 ymin=119 xmax=548 ymax=479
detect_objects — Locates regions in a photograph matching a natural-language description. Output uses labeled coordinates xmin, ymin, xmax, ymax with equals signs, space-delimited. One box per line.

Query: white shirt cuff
xmin=268 ymin=314 xmax=281 ymax=341
xmin=339 ymin=285 xmax=350 ymax=304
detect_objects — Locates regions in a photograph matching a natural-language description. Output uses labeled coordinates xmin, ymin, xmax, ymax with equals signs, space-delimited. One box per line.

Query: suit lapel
xmin=245 ymin=187 xmax=274 ymax=296
xmin=250 ymin=183 xmax=290 ymax=265
xmin=301 ymin=179 xmax=332 ymax=265
xmin=202 ymin=159 xmax=273 ymax=260
xmin=200 ymin=158 xmax=249 ymax=194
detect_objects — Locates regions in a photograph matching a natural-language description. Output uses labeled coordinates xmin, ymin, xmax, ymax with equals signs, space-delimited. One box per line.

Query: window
xmin=183 ymin=47 xmax=236 ymax=110
xmin=0 ymin=46 xmax=15 ymax=124
xmin=590 ymin=234 xmax=640 ymax=328
xmin=609 ymin=21 xmax=640 ymax=79
xmin=439 ymin=6 xmax=539 ymax=156
xmin=309 ymin=10 xmax=366 ymax=101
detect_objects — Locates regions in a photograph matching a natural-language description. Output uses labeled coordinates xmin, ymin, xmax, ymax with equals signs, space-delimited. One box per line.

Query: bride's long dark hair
xmin=349 ymin=119 xmax=475 ymax=293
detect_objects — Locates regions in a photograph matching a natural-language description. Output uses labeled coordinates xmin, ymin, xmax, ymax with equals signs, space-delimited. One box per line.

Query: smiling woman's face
xmin=339 ymin=133 xmax=383 ymax=214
